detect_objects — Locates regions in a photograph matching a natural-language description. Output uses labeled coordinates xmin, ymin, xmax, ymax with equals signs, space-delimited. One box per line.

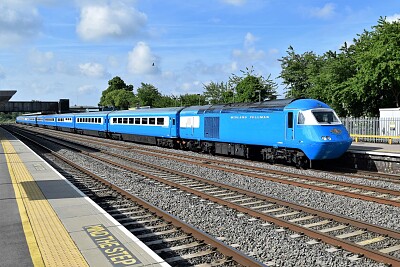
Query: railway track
xmin=7 ymin=125 xmax=400 ymax=266
xmin=19 ymin=125 xmax=400 ymax=207
xmin=8 ymin=127 xmax=262 ymax=267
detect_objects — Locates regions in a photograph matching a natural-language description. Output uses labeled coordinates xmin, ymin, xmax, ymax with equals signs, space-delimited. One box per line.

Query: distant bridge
xmin=0 ymin=99 xmax=70 ymax=114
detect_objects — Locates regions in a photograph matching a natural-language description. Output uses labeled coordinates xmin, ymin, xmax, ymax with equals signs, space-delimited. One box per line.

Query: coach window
xmin=157 ymin=118 xmax=164 ymax=125
xmin=142 ymin=118 xmax=148 ymax=124
xmin=123 ymin=118 xmax=128 ymax=124
xmin=113 ymin=118 xmax=117 ymax=123
xmin=129 ymin=118 xmax=134 ymax=124
xmin=172 ymin=118 xmax=176 ymax=125
xmin=149 ymin=118 xmax=155 ymax=125
xmin=135 ymin=118 xmax=140 ymax=124
xmin=118 ymin=118 xmax=122 ymax=124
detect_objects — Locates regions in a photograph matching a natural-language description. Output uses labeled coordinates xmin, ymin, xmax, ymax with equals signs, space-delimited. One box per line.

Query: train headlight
xmin=321 ymin=136 xmax=332 ymax=141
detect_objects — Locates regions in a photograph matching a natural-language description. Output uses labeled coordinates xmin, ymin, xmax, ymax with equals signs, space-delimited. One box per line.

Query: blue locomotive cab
xmin=287 ymin=100 xmax=352 ymax=160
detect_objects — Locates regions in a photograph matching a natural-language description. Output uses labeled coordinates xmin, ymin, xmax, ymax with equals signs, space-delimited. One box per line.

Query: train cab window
xmin=123 ymin=118 xmax=128 ymax=124
xmin=298 ymin=112 xmax=305 ymax=124
xmin=312 ymin=111 xmax=339 ymax=124
xmin=157 ymin=118 xmax=164 ymax=125
xmin=142 ymin=118 xmax=148 ymax=124
xmin=149 ymin=118 xmax=155 ymax=125
xmin=135 ymin=118 xmax=140 ymax=124
xmin=118 ymin=118 xmax=122 ymax=124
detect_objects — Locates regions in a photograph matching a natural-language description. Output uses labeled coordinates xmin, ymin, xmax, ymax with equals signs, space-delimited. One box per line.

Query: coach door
xmin=286 ymin=112 xmax=294 ymax=140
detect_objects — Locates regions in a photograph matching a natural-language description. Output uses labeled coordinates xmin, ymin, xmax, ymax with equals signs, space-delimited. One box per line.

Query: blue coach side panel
xmin=75 ymin=112 xmax=109 ymax=135
xmin=36 ymin=115 xmax=44 ymax=127
xmin=56 ymin=113 xmax=75 ymax=132
xmin=41 ymin=114 xmax=57 ymax=129
xmin=16 ymin=116 xmax=24 ymax=124
xmin=108 ymin=108 xmax=183 ymax=138
xmin=24 ymin=116 xmax=37 ymax=126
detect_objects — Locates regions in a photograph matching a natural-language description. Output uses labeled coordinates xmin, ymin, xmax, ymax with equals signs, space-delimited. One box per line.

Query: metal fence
xmin=340 ymin=117 xmax=400 ymax=143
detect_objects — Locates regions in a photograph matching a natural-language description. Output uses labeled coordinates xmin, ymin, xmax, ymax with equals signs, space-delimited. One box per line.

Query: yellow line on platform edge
xmin=2 ymin=140 xmax=45 ymax=267
xmin=1 ymin=138 xmax=88 ymax=267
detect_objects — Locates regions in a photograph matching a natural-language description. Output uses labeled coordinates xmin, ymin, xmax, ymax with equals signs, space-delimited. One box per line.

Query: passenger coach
xmin=74 ymin=112 xmax=109 ymax=137
xmin=108 ymin=108 xmax=183 ymax=147
xmin=56 ymin=114 xmax=75 ymax=132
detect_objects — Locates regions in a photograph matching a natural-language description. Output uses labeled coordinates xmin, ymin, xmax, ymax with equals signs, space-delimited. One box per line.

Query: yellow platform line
xmin=2 ymin=139 xmax=88 ymax=267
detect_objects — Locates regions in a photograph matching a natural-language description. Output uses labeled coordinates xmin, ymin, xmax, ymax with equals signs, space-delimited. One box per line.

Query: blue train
xmin=16 ymin=98 xmax=352 ymax=168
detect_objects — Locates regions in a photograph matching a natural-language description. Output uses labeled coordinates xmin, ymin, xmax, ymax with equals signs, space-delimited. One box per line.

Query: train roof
xmin=182 ymin=99 xmax=297 ymax=114
xmin=74 ymin=111 xmax=111 ymax=116
xmin=285 ymin=98 xmax=330 ymax=110
xmin=109 ymin=107 xmax=184 ymax=116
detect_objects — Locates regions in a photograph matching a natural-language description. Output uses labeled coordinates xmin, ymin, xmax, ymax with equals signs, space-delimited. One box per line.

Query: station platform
xmin=0 ymin=127 xmax=170 ymax=267
xmin=349 ymin=142 xmax=400 ymax=157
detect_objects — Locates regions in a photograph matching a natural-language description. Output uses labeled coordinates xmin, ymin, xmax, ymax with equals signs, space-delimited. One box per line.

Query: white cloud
xmin=221 ymin=0 xmax=246 ymax=6
xmin=78 ymin=85 xmax=97 ymax=94
xmin=309 ymin=3 xmax=335 ymax=19
xmin=79 ymin=62 xmax=108 ymax=78
xmin=0 ymin=3 xmax=42 ymax=46
xmin=29 ymin=48 xmax=54 ymax=73
xmin=386 ymin=14 xmax=400 ymax=23
xmin=76 ymin=3 xmax=147 ymax=41
xmin=232 ymin=33 xmax=265 ymax=62
xmin=244 ymin=32 xmax=257 ymax=47
xmin=127 ymin=42 xmax=160 ymax=75
xmin=29 ymin=48 xmax=54 ymax=65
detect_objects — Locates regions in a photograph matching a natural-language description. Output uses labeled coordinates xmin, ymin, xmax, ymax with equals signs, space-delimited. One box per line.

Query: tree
xmin=99 ymin=76 xmax=135 ymax=109
xmin=349 ymin=17 xmax=400 ymax=115
xmin=279 ymin=18 xmax=400 ymax=117
xmin=279 ymin=46 xmax=319 ymax=98
xmin=229 ymin=66 xmax=277 ymax=102
xmin=203 ymin=82 xmax=231 ymax=104
xmin=136 ymin=83 xmax=162 ymax=107
xmin=179 ymin=94 xmax=206 ymax=106
xmin=153 ymin=95 xmax=176 ymax=108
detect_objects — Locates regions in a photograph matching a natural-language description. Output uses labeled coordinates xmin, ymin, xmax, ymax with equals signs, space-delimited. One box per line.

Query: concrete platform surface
xmin=0 ymin=127 xmax=170 ymax=267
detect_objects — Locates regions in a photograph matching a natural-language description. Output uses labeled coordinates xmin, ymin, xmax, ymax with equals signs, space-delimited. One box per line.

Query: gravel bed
xmin=58 ymin=135 xmax=400 ymax=190
xmin=108 ymin=148 xmax=400 ymax=231
xmin=52 ymin=148 xmax=390 ymax=266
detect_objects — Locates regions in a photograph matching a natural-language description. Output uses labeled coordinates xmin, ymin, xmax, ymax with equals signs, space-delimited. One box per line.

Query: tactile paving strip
xmin=2 ymin=139 xmax=88 ymax=267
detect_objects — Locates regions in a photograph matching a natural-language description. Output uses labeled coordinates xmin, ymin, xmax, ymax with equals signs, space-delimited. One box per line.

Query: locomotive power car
xmin=16 ymin=98 xmax=352 ymax=168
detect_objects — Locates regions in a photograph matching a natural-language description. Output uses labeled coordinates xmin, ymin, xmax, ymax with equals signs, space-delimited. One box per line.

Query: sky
xmin=1 ymin=0 xmax=400 ymax=106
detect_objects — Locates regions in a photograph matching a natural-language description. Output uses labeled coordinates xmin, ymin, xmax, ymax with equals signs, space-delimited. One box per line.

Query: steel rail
xmin=8 ymin=127 xmax=266 ymax=267
xmin=87 ymin=150 xmax=400 ymax=267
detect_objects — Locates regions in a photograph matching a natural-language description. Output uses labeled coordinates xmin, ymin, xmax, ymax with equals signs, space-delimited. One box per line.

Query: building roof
xmin=0 ymin=90 xmax=17 ymax=105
